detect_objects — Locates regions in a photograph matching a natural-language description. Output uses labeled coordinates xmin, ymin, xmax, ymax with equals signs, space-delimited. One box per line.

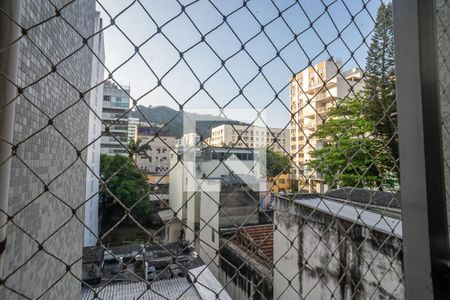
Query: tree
xmin=363 ymin=2 xmax=397 ymax=175
xmin=308 ymin=95 xmax=390 ymax=188
xmin=100 ymin=154 xmax=153 ymax=229
xmin=266 ymin=148 xmax=292 ymax=178
xmin=128 ymin=138 xmax=150 ymax=161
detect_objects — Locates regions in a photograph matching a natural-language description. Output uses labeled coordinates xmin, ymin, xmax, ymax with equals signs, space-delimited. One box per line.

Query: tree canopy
xmin=266 ymin=148 xmax=292 ymax=179
xmin=363 ymin=2 xmax=398 ymax=175
xmin=100 ymin=154 xmax=153 ymax=228
xmin=308 ymin=3 xmax=398 ymax=189
xmin=308 ymin=95 xmax=390 ymax=188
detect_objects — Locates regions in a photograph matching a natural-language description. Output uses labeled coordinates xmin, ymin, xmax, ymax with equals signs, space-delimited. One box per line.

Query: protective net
xmin=0 ymin=0 xmax=408 ymax=299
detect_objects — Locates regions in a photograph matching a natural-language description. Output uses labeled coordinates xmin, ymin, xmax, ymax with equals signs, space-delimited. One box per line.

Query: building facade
xmin=136 ymin=123 xmax=176 ymax=175
xmin=127 ymin=117 xmax=139 ymax=143
xmin=1 ymin=0 xmax=99 ymax=299
xmin=101 ymin=81 xmax=130 ymax=155
xmin=273 ymin=191 xmax=403 ymax=299
xmin=207 ymin=124 xmax=289 ymax=153
xmin=289 ymin=58 xmax=364 ymax=188
xmin=84 ymin=13 xmax=105 ymax=247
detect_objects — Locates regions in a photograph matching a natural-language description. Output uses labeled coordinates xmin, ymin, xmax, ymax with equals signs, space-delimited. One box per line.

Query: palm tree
xmin=128 ymin=138 xmax=150 ymax=161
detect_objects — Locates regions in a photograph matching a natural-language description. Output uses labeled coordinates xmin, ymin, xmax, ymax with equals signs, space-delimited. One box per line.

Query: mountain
xmin=129 ymin=105 xmax=248 ymax=139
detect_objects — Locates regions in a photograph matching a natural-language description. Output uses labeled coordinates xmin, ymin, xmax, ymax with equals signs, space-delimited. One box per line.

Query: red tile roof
xmin=234 ymin=224 xmax=274 ymax=266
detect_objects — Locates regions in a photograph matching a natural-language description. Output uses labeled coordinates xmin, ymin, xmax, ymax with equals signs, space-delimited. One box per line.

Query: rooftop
xmin=82 ymin=242 xmax=231 ymax=299
xmin=81 ymin=278 xmax=201 ymax=300
xmin=240 ymin=224 xmax=274 ymax=263
xmin=325 ymin=187 xmax=401 ymax=209
xmin=294 ymin=197 xmax=402 ymax=238
xmin=223 ymin=224 xmax=274 ymax=267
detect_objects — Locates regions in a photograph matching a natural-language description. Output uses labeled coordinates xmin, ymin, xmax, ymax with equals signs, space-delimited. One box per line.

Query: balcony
xmin=316 ymin=103 xmax=334 ymax=113
xmin=302 ymin=123 xmax=316 ymax=131
xmin=102 ymin=101 xmax=130 ymax=110
xmin=306 ymin=78 xmax=337 ymax=95
xmin=102 ymin=125 xmax=129 ymax=134
xmin=102 ymin=113 xmax=129 ymax=121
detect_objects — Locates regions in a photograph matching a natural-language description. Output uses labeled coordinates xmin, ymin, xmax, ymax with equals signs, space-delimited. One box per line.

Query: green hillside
xmin=129 ymin=105 xmax=248 ymax=139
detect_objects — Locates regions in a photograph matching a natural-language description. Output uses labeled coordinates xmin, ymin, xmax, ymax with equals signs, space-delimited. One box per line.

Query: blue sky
xmin=96 ymin=0 xmax=380 ymax=128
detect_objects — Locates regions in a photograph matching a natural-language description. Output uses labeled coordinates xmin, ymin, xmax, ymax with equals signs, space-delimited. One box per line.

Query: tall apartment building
xmin=289 ymin=58 xmax=364 ymax=187
xmin=101 ymin=81 xmax=130 ymax=155
xmin=128 ymin=117 xmax=140 ymax=143
xmin=136 ymin=122 xmax=176 ymax=175
xmin=84 ymin=13 xmax=105 ymax=247
xmin=1 ymin=1 xmax=99 ymax=299
xmin=206 ymin=124 xmax=289 ymax=153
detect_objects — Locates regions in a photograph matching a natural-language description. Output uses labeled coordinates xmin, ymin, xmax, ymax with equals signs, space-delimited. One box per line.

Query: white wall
xmin=84 ymin=12 xmax=104 ymax=247
xmin=198 ymin=180 xmax=221 ymax=277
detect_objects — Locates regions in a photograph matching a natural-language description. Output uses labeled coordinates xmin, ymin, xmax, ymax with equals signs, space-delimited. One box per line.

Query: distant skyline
xmin=96 ymin=0 xmax=379 ymax=128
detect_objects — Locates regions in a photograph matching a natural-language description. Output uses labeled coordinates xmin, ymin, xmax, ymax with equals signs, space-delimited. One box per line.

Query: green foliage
xmin=308 ymin=95 xmax=390 ymax=188
xmin=363 ymin=2 xmax=398 ymax=174
xmin=128 ymin=138 xmax=150 ymax=161
xmin=100 ymin=154 xmax=153 ymax=227
xmin=266 ymin=148 xmax=292 ymax=178
xmin=308 ymin=3 xmax=399 ymax=189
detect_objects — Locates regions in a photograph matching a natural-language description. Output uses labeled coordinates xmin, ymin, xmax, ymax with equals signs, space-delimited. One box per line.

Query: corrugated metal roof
xmin=81 ymin=278 xmax=201 ymax=300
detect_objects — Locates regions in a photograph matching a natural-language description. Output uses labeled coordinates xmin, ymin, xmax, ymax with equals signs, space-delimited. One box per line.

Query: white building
xmin=135 ymin=122 xmax=176 ymax=175
xmin=127 ymin=117 xmax=139 ymax=143
xmin=206 ymin=124 xmax=289 ymax=153
xmin=136 ymin=135 xmax=176 ymax=175
xmin=289 ymin=58 xmax=364 ymax=187
xmin=168 ymin=137 xmax=267 ymax=247
xmin=84 ymin=13 xmax=105 ymax=247
xmin=101 ymin=81 xmax=130 ymax=155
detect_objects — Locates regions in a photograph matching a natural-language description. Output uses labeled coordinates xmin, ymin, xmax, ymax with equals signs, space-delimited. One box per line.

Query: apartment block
xmin=136 ymin=122 xmax=176 ymax=175
xmin=127 ymin=117 xmax=139 ymax=143
xmin=101 ymin=81 xmax=130 ymax=155
xmin=289 ymin=58 xmax=364 ymax=186
xmin=206 ymin=124 xmax=289 ymax=153
xmin=1 ymin=0 xmax=99 ymax=299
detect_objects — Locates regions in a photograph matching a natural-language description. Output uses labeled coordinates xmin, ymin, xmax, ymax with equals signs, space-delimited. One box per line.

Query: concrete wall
xmin=437 ymin=0 xmax=450 ymax=240
xmin=273 ymin=199 xmax=404 ymax=299
xmin=1 ymin=0 xmax=97 ymax=299
xmin=169 ymin=152 xmax=184 ymax=217
xmin=199 ymin=180 xmax=221 ymax=276
xmin=84 ymin=12 xmax=105 ymax=247
xmin=219 ymin=188 xmax=259 ymax=228
xmin=218 ymin=240 xmax=273 ymax=300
